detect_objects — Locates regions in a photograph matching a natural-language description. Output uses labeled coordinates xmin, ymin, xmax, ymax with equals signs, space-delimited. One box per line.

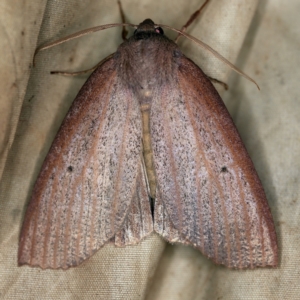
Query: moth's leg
xmin=117 ymin=0 xmax=128 ymax=41
xmin=208 ymin=76 xmax=228 ymax=90
xmin=175 ymin=0 xmax=211 ymax=43
xmin=50 ymin=54 xmax=114 ymax=76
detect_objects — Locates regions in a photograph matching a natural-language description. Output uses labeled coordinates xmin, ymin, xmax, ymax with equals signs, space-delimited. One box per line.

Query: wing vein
xmin=110 ymin=91 xmax=134 ymax=233
xmin=238 ymin=175 xmax=253 ymax=267
xmin=183 ymin=84 xmax=219 ymax=260
xmin=183 ymin=79 xmax=234 ymax=265
xmin=159 ymin=87 xmax=184 ymax=232
xmin=60 ymin=74 xmax=115 ymax=266
xmin=41 ymin=170 xmax=59 ymax=268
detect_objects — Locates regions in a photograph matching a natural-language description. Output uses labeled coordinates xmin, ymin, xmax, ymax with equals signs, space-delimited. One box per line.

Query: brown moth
xmin=18 ymin=6 xmax=278 ymax=269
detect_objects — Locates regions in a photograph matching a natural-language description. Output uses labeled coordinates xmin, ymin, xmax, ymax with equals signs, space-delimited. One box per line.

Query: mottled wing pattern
xmin=18 ymin=58 xmax=152 ymax=269
xmin=152 ymin=56 xmax=278 ymax=268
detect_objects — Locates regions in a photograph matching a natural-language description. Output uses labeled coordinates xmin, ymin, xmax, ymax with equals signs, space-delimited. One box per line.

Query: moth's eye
xmin=155 ymin=27 xmax=164 ymax=35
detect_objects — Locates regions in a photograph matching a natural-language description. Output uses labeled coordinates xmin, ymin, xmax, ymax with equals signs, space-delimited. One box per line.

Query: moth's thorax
xmin=116 ymin=31 xmax=182 ymax=102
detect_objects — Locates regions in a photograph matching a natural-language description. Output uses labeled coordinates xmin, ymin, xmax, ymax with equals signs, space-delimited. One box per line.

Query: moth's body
xmin=117 ymin=22 xmax=181 ymax=199
xmin=18 ymin=19 xmax=278 ymax=269
xmin=141 ymin=104 xmax=156 ymax=199
xmin=118 ymin=23 xmax=178 ymax=199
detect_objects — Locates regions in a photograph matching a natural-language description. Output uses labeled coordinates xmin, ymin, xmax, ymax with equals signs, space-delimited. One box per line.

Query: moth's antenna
xmin=33 ymin=23 xmax=136 ymax=66
xmin=159 ymin=24 xmax=259 ymax=90
xmin=33 ymin=18 xmax=258 ymax=89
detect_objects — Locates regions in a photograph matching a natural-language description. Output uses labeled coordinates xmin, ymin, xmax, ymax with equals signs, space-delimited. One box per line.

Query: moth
xmin=18 ymin=3 xmax=278 ymax=270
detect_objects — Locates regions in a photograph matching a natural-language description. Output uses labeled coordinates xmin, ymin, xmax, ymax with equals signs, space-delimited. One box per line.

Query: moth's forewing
xmin=18 ymin=58 xmax=152 ymax=269
xmin=151 ymin=54 xmax=278 ymax=268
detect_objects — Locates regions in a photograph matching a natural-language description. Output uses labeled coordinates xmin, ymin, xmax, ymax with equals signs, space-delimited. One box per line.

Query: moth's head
xmin=134 ymin=19 xmax=164 ymax=39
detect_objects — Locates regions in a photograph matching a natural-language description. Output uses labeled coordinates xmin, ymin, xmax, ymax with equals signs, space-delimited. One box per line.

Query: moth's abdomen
xmin=141 ymin=103 xmax=156 ymax=199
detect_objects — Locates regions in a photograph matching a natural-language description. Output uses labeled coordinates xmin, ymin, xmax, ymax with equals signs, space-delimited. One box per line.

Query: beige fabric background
xmin=0 ymin=0 xmax=298 ymax=299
